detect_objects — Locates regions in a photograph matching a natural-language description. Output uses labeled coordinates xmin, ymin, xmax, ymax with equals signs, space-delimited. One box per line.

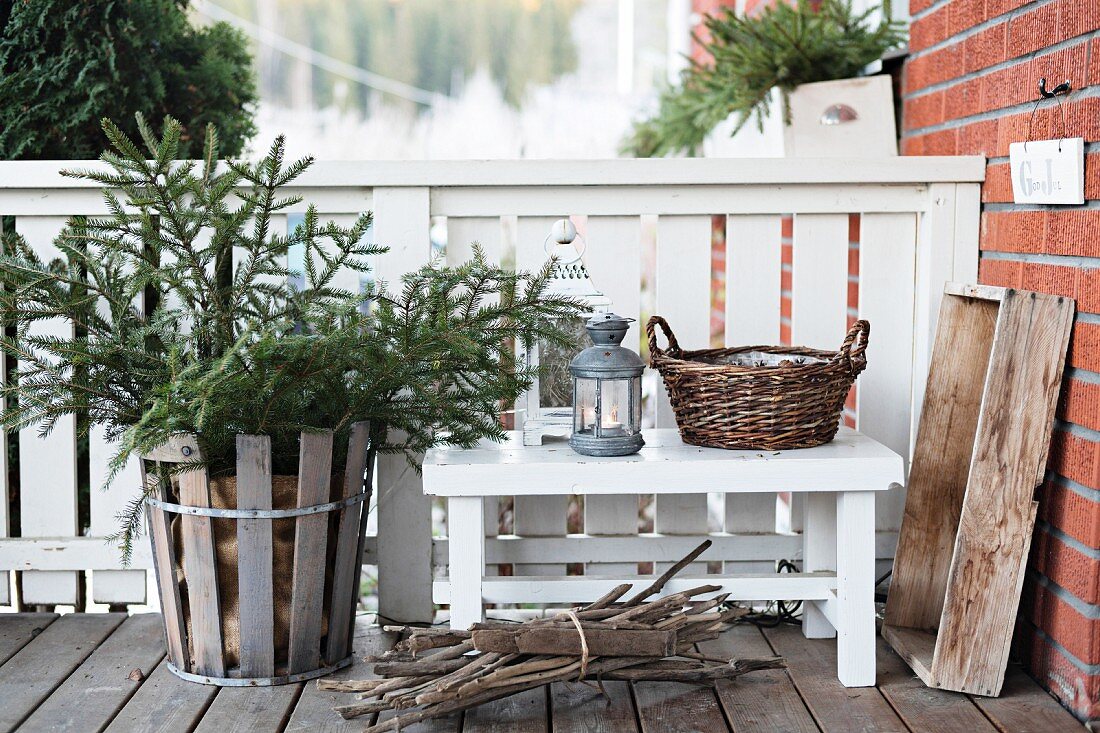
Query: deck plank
xmin=969 ymin=665 xmax=1083 ymax=732
xmin=876 ymin=631 xmax=996 ymax=733
xmin=762 ymin=624 xmax=907 ymax=733
xmin=192 ymin=684 xmax=304 ymax=733
xmin=550 ymin=680 xmax=640 ymax=733
xmin=103 ymin=659 xmax=218 ymax=733
xmin=0 ymin=613 xmax=57 ymax=667
xmin=285 ymin=622 xmax=396 ymax=733
xmin=463 ymin=687 xmax=548 ymax=733
xmin=698 ymin=624 xmax=817 ymax=733
xmin=632 ymin=681 xmax=727 ymax=733
xmin=18 ymin=614 xmax=166 ymax=733
xmin=0 ymin=612 xmax=125 ymax=733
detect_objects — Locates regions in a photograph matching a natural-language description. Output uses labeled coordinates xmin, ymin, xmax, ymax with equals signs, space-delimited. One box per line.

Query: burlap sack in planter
xmin=172 ymin=474 xmax=341 ymax=670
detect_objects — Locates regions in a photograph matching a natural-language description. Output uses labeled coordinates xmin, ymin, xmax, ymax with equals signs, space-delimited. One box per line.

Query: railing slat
xmin=15 ymin=216 xmax=80 ymax=606
xmin=372 ymin=187 xmax=435 ymax=624
xmin=858 ymin=213 xmax=918 ymax=530
xmin=583 ymin=216 xmax=643 ymax=576
xmin=512 ymin=216 xmax=568 ymax=577
xmin=724 ymin=214 xmax=782 ymax=568
xmin=654 ymin=215 xmax=711 ymax=572
xmin=287 ymin=430 xmax=333 ymax=674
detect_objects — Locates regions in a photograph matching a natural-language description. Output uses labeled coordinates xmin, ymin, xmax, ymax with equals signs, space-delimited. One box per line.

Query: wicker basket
xmin=646 ymin=316 xmax=870 ymax=450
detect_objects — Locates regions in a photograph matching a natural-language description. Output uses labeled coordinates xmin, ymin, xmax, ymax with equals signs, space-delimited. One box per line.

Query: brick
xmin=905 ymin=43 xmax=965 ymax=94
xmin=980 ymin=209 xmax=1100 ymax=260
xmin=978 ymin=256 xmax=1023 ymax=287
xmin=965 ymin=23 xmax=1008 ymax=72
xmin=1061 ymin=377 xmax=1100 ymax=433
xmin=1049 ymin=429 xmax=1100 ymax=491
xmin=1015 ymin=623 xmax=1100 ymax=721
xmin=1030 ymin=526 xmax=1100 ymax=605
xmin=948 ymin=0 xmax=985 ymax=37
xmin=903 ymin=91 xmax=946 ymax=131
xmin=1070 ymin=322 xmax=1100 ymax=373
xmin=1021 ymin=580 xmax=1100 ymax=664
xmin=984 ymin=153 xmax=1100 ymax=203
xmin=910 ymin=6 xmax=950 ymax=51
xmin=909 ymin=0 xmax=936 ymax=15
xmin=906 ymin=74 xmax=1100 ymax=150
xmin=847 ymin=213 xmax=860 ymax=246
xmin=1038 ymin=478 xmax=1100 ymax=549
xmin=1090 ymin=37 xmax=1100 ymax=87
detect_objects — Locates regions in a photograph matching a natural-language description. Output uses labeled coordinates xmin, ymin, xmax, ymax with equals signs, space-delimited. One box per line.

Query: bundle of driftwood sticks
xmin=321 ymin=541 xmax=785 ymax=732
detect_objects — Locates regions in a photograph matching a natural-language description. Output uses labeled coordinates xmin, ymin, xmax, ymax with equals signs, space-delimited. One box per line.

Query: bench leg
xmin=448 ymin=496 xmax=484 ymax=630
xmin=802 ymin=492 xmax=836 ymax=639
xmin=836 ymin=490 xmax=876 ymax=687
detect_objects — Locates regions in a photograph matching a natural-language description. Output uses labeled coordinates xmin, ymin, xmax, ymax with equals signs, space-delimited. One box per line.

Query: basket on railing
xmin=647 ymin=316 xmax=869 ymax=451
xmin=140 ymin=423 xmax=371 ymax=686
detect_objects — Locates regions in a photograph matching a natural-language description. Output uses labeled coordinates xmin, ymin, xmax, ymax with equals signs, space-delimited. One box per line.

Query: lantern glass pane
xmin=539 ymin=316 xmax=588 ymax=408
xmin=574 ymin=377 xmax=598 ymax=433
xmin=632 ymin=377 xmax=642 ymax=428
xmin=597 ymin=379 xmax=637 ymax=437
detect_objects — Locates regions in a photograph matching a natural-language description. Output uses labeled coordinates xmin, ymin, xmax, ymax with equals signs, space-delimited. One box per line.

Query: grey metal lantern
xmin=569 ymin=313 xmax=645 ymax=456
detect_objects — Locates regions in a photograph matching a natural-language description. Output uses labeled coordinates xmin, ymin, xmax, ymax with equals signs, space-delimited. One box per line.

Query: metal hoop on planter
xmin=140 ymin=424 xmax=373 ymax=687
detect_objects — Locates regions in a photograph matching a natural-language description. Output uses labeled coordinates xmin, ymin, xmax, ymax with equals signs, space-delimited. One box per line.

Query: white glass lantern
xmin=521 ymin=219 xmax=611 ymax=446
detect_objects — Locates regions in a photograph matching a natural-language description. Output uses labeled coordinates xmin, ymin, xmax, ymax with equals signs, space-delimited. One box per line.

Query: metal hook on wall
xmin=1025 ymin=77 xmax=1073 ymax=152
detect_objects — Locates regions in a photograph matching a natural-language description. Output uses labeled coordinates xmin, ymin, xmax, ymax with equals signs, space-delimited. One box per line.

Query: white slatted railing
xmin=0 ymin=157 xmax=984 ymax=621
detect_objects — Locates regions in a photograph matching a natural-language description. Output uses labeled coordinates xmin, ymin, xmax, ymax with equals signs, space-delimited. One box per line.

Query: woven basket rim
xmin=651 ymin=344 xmax=850 ymax=375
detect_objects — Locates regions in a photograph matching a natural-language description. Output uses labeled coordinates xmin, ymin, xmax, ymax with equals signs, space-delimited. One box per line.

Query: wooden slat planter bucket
xmin=139 ymin=423 xmax=372 ymax=686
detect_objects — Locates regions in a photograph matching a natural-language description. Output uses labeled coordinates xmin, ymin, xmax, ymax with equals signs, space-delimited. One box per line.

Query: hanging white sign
xmin=1009 ymin=137 xmax=1085 ymax=205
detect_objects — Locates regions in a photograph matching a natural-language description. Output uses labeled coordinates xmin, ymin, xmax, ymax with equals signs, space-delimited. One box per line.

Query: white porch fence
xmin=0 ymin=157 xmax=984 ymax=622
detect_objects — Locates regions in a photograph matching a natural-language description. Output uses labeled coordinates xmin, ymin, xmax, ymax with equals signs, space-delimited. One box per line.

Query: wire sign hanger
xmin=1009 ymin=77 xmax=1084 ymax=205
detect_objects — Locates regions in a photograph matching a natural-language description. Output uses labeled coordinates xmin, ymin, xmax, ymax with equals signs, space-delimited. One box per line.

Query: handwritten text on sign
xmin=1009 ymin=138 xmax=1085 ymax=205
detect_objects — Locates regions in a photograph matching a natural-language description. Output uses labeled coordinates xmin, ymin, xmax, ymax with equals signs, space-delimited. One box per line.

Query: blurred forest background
xmin=201 ymin=0 xmax=677 ymax=159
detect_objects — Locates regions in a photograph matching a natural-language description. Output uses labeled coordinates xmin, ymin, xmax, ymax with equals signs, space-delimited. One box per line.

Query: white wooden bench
xmin=424 ymin=426 xmax=905 ymax=687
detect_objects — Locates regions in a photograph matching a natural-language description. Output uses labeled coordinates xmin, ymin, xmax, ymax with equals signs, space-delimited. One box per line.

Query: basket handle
xmin=836 ymin=320 xmax=870 ymax=375
xmin=646 ymin=315 xmax=681 ymax=358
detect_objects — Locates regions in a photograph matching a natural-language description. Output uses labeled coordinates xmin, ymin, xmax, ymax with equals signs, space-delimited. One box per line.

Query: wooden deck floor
xmin=0 ymin=612 xmax=1083 ymax=732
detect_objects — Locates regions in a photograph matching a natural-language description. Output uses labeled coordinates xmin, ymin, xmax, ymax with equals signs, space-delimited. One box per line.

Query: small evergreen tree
xmin=622 ymin=0 xmax=906 ymax=158
xmin=0 ymin=115 xmax=580 ymax=560
xmin=0 ymin=0 xmax=257 ymax=160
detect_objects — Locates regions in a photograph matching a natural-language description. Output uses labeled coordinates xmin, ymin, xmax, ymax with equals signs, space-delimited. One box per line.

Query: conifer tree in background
xmin=0 ymin=0 xmax=257 ymax=160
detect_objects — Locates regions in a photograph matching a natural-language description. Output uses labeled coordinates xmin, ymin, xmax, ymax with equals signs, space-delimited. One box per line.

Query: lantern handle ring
xmin=544 ymin=230 xmax=586 ymax=264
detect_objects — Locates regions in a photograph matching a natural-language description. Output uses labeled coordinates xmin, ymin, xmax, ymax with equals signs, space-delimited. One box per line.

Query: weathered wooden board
xmin=932 ymin=290 xmax=1073 ymax=696
xmin=103 ymin=658 xmax=218 ymax=733
xmin=141 ymin=459 xmax=189 ymax=670
xmin=286 ymin=624 xmax=396 ymax=733
xmin=236 ymin=434 xmax=275 ymax=678
xmin=0 ymin=612 xmax=125 ymax=732
xmin=288 ymin=429 xmax=334 ymax=674
xmin=885 ymin=294 xmax=997 ymax=630
xmin=0 ymin=613 xmax=56 ymax=666
xmin=18 ymin=614 xmax=166 ymax=732
xmin=762 ymin=624 xmax=906 ymax=732
xmin=472 ymin=626 xmax=676 ymax=656
xmin=179 ymin=466 xmax=224 ymax=677
xmin=463 ymin=687 xmax=548 ymax=733
xmin=698 ymin=625 xmax=816 ymax=733
xmin=885 ymin=286 xmax=1075 ymax=697
xmin=191 ymin=684 xmax=303 ymax=733
xmin=327 ymin=422 xmax=371 ymax=665
xmin=633 ymin=681 xmax=727 ymax=733
xmin=549 ymin=680 xmax=640 ymax=733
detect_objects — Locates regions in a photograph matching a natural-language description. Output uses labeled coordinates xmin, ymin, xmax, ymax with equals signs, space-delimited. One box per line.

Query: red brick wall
xmin=902 ymin=0 xmax=1100 ymax=721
